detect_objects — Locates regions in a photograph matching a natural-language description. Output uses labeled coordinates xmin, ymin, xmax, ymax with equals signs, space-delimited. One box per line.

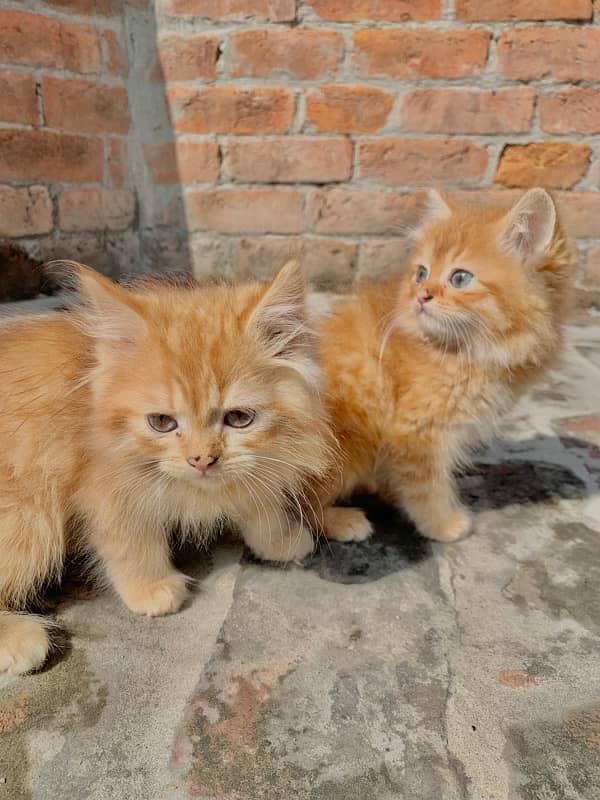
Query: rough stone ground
xmin=1 ymin=321 xmax=600 ymax=800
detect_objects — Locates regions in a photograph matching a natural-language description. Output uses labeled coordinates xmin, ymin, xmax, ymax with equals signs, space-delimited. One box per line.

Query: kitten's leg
xmin=238 ymin=503 xmax=315 ymax=563
xmin=322 ymin=506 xmax=374 ymax=543
xmin=89 ymin=515 xmax=188 ymax=616
xmin=388 ymin=453 xmax=472 ymax=543
xmin=0 ymin=611 xmax=51 ymax=675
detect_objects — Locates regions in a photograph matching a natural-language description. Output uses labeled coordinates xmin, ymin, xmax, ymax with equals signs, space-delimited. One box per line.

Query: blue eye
xmin=415 ymin=265 xmax=428 ymax=283
xmin=449 ymin=270 xmax=474 ymax=289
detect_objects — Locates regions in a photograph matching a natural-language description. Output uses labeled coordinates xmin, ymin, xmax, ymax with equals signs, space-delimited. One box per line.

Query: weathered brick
xmin=161 ymin=0 xmax=296 ymax=20
xmin=359 ymin=139 xmax=487 ymax=184
xmin=58 ymin=188 xmax=136 ymax=232
xmin=107 ymin=137 xmax=127 ymax=186
xmin=305 ymin=85 xmax=392 ymax=133
xmin=189 ymin=236 xmax=231 ymax=281
xmin=556 ymin=192 xmax=600 ymax=239
xmin=0 ymin=10 xmax=101 ymax=74
xmin=43 ymin=77 xmax=129 ymax=134
xmin=357 ymin=237 xmax=414 ymax=282
xmin=103 ymin=30 xmax=128 ymax=76
xmin=40 ymin=233 xmax=139 ymax=280
xmin=232 ymin=236 xmax=357 ymax=290
xmin=0 ymin=186 xmax=53 ymax=237
xmin=228 ymin=29 xmax=343 ymax=80
xmin=222 ymin=137 xmax=352 ymax=183
xmin=498 ymin=28 xmax=600 ymax=82
xmin=152 ymin=34 xmax=218 ymax=81
xmin=0 ymin=71 xmax=38 ymax=125
xmin=539 ymin=89 xmax=600 ymax=135
xmin=0 ymin=130 xmax=103 ymax=182
xmin=307 ymin=189 xmax=422 ymax=234
xmin=186 ymin=189 xmax=304 ymax=233
xmin=399 ymin=88 xmax=534 ymax=134
xmin=40 ymin=0 xmax=120 ymax=15
xmin=144 ymin=141 xmax=220 ymax=184
xmin=495 ymin=142 xmax=591 ymax=189
xmin=305 ymin=0 xmax=441 ymax=21
xmin=455 ymin=0 xmax=592 ymax=19
xmin=496 ymin=143 xmax=591 ymax=189
xmin=584 ymin=246 xmax=600 ymax=286
xmin=353 ymin=29 xmax=490 ymax=79
xmin=166 ymin=86 xmax=293 ymax=134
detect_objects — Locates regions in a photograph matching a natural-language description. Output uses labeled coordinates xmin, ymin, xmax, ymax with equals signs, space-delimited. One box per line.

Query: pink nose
xmin=417 ymin=291 xmax=433 ymax=306
xmin=187 ymin=454 xmax=219 ymax=473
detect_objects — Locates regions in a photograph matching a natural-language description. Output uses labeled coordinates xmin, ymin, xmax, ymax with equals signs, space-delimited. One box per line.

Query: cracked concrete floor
xmin=2 ymin=323 xmax=600 ymax=800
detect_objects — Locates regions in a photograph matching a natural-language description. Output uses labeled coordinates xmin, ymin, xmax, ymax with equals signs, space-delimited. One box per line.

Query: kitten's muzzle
xmin=186 ymin=454 xmax=219 ymax=475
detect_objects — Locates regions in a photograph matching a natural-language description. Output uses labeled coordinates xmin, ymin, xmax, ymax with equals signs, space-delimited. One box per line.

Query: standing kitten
xmin=317 ymin=189 xmax=576 ymax=543
xmin=0 ymin=260 xmax=330 ymax=674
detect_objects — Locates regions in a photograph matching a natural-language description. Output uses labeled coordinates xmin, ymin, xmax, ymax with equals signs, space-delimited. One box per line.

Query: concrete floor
xmin=1 ymin=323 xmax=600 ymax=800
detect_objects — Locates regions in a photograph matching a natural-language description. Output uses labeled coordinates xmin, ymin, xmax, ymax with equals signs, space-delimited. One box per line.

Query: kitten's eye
xmin=415 ymin=265 xmax=429 ymax=283
xmin=224 ymin=409 xmax=256 ymax=429
xmin=147 ymin=414 xmax=178 ymax=433
xmin=449 ymin=270 xmax=474 ymax=289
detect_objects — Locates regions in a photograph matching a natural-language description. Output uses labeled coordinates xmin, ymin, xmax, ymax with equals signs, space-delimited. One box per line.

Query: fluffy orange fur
xmin=0 ymin=260 xmax=331 ymax=674
xmin=317 ymin=188 xmax=576 ymax=544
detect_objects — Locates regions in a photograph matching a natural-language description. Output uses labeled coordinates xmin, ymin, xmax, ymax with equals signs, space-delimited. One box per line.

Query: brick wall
xmin=1 ymin=1 xmax=599 ymax=299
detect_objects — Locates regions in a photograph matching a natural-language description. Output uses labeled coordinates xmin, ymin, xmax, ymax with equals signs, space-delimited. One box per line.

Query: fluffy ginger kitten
xmin=317 ymin=188 xmax=576 ymax=545
xmin=0 ymin=260 xmax=330 ymax=674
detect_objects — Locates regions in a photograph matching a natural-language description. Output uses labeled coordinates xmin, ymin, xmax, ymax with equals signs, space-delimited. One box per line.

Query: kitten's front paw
xmin=0 ymin=614 xmax=51 ymax=675
xmin=119 ymin=571 xmax=189 ymax=617
xmin=323 ymin=506 xmax=374 ymax=543
xmin=425 ymin=508 xmax=473 ymax=543
xmin=249 ymin=523 xmax=315 ymax=564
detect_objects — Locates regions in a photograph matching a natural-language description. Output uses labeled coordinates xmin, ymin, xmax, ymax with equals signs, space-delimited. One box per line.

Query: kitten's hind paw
xmin=119 ymin=571 xmax=189 ymax=617
xmin=323 ymin=506 xmax=374 ymax=543
xmin=0 ymin=613 xmax=51 ymax=675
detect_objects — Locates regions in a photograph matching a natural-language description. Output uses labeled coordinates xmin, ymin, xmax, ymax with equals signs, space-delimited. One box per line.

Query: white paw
xmin=323 ymin=506 xmax=374 ymax=543
xmin=119 ymin=571 xmax=189 ymax=617
xmin=0 ymin=614 xmax=51 ymax=675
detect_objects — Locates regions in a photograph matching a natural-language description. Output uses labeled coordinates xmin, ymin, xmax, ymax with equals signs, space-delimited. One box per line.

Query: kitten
xmin=316 ymin=188 xmax=576 ymax=544
xmin=0 ymin=260 xmax=330 ymax=675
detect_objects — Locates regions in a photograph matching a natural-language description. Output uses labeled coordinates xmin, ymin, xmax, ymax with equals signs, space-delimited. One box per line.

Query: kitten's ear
xmin=498 ymin=188 xmax=556 ymax=263
xmin=248 ymin=259 xmax=311 ymax=358
xmin=424 ymin=188 xmax=453 ymax=221
xmin=49 ymin=260 xmax=145 ymax=347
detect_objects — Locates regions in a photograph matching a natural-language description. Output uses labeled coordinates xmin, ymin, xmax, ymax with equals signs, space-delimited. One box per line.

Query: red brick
xmin=232 ymin=236 xmax=357 ymax=290
xmin=556 ymin=192 xmax=600 ymax=239
xmin=400 ymin=88 xmax=534 ymax=134
xmin=43 ymin=78 xmax=129 ymax=134
xmin=357 ymin=237 xmax=414 ymax=282
xmin=0 ymin=71 xmax=37 ymax=125
xmin=495 ymin=143 xmax=591 ymax=189
xmin=0 ymin=130 xmax=103 ymax=182
xmin=307 ymin=188 xmax=422 ymax=234
xmin=144 ymin=141 xmax=220 ymax=184
xmin=107 ymin=137 xmax=127 ymax=186
xmin=0 ymin=186 xmax=53 ymax=237
xmin=353 ymin=29 xmax=490 ymax=79
xmin=161 ymin=0 xmax=295 ymax=20
xmin=305 ymin=0 xmax=440 ymax=20
xmin=152 ymin=34 xmax=217 ymax=82
xmin=104 ymin=30 xmax=128 ymax=76
xmin=186 ymin=188 xmax=304 ymax=233
xmin=40 ymin=0 xmax=120 ymax=14
xmin=359 ymin=139 xmax=487 ymax=185
xmin=455 ymin=0 xmax=591 ymax=19
xmin=539 ymin=89 xmax=600 ymax=136
xmin=58 ymin=188 xmax=136 ymax=232
xmin=0 ymin=10 xmax=101 ymax=74
xmin=222 ymin=137 xmax=352 ymax=183
xmin=498 ymin=28 xmax=600 ymax=82
xmin=228 ymin=29 xmax=343 ymax=80
xmin=305 ymin=85 xmax=392 ymax=133
xmin=166 ymin=86 xmax=293 ymax=134
xmin=584 ymin=247 xmax=600 ymax=286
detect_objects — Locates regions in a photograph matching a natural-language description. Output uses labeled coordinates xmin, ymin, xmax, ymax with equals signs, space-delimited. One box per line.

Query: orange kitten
xmin=0 ymin=260 xmax=330 ymax=674
xmin=317 ymin=189 xmax=576 ymax=544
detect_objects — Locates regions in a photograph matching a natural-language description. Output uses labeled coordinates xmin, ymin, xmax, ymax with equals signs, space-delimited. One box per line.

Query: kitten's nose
xmin=417 ymin=291 xmax=433 ymax=306
xmin=187 ymin=454 xmax=219 ymax=474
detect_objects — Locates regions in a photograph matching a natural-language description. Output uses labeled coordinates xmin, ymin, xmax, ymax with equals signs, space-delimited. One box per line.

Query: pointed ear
xmin=247 ymin=259 xmax=311 ymax=358
xmin=49 ymin=260 xmax=145 ymax=347
xmin=498 ymin=188 xmax=556 ymax=263
xmin=424 ymin=188 xmax=453 ymax=221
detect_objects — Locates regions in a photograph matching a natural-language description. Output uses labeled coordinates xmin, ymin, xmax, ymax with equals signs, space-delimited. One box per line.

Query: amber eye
xmin=415 ymin=265 xmax=429 ymax=283
xmin=224 ymin=409 xmax=256 ymax=429
xmin=147 ymin=414 xmax=178 ymax=433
